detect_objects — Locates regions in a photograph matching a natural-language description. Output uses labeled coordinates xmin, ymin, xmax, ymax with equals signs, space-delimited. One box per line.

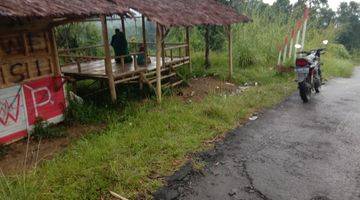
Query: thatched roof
xmin=0 ymin=0 xmax=250 ymax=26
xmin=0 ymin=0 xmax=129 ymax=19
xmin=124 ymin=0 xmax=251 ymax=26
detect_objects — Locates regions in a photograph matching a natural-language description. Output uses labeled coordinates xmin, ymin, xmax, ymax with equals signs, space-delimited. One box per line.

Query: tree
xmin=273 ymin=0 xmax=292 ymax=14
xmin=199 ymin=25 xmax=225 ymax=69
xmin=56 ymin=23 xmax=101 ymax=49
xmin=307 ymin=0 xmax=328 ymax=10
xmin=336 ymin=1 xmax=360 ymax=51
xmin=316 ymin=7 xmax=336 ymax=28
xmin=199 ymin=0 xmax=232 ymax=69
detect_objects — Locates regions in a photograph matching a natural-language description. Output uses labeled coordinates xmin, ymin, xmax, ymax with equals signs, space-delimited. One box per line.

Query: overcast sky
xmin=262 ymin=0 xmax=359 ymax=11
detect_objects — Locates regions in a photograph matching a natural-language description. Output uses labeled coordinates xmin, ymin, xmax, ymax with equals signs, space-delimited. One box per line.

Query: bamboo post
xmin=161 ymin=27 xmax=166 ymax=69
xmin=72 ymin=81 xmax=77 ymax=94
xmin=121 ymin=16 xmax=126 ymax=38
xmin=76 ymin=59 xmax=82 ymax=73
xmin=170 ymin=49 xmax=173 ymax=61
xmin=100 ymin=15 xmax=117 ymax=102
xmin=49 ymin=28 xmax=61 ymax=77
xmin=185 ymin=27 xmax=192 ymax=73
xmin=134 ymin=55 xmax=138 ymax=70
xmin=227 ymin=25 xmax=233 ymax=79
xmin=22 ymin=33 xmax=31 ymax=77
xmin=121 ymin=57 xmax=125 ymax=71
xmin=142 ymin=15 xmax=148 ymax=66
xmin=156 ymin=23 xmax=163 ymax=103
xmin=204 ymin=25 xmax=210 ymax=69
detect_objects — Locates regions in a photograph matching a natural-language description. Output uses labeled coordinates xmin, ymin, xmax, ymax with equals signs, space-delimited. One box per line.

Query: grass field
xmin=0 ymin=8 xmax=357 ymax=199
xmin=0 ymin=49 xmax=355 ymax=199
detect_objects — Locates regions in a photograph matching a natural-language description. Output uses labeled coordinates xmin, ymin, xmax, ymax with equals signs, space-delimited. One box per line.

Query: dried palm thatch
xmin=0 ymin=0 xmax=129 ymax=19
xmin=124 ymin=0 xmax=251 ymax=26
xmin=0 ymin=0 xmax=250 ymax=26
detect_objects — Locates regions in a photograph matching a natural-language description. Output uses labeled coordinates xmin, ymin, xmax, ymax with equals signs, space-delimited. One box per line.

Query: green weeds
xmin=31 ymin=118 xmax=67 ymax=141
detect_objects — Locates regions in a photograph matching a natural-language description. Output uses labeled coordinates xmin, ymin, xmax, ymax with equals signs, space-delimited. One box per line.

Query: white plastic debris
xmin=69 ymin=91 xmax=84 ymax=104
xmin=249 ymin=116 xmax=258 ymax=121
xmin=225 ymin=82 xmax=235 ymax=86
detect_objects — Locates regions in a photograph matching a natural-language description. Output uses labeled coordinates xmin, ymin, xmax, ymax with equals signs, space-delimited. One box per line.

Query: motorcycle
xmin=294 ymin=40 xmax=328 ymax=103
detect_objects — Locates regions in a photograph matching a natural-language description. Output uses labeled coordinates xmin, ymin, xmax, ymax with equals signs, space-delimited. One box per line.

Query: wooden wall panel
xmin=0 ymin=30 xmax=54 ymax=89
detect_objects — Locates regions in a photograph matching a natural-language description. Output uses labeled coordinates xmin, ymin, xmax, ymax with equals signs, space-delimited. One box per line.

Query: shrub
xmin=327 ymin=43 xmax=351 ymax=59
xmin=0 ymin=144 xmax=10 ymax=158
xmin=31 ymin=118 xmax=66 ymax=141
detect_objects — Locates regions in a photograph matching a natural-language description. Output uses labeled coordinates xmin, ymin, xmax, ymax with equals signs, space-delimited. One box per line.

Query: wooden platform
xmin=61 ymin=56 xmax=189 ymax=80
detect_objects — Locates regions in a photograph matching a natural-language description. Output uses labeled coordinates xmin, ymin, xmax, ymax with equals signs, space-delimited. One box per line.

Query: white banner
xmin=0 ymin=86 xmax=27 ymax=140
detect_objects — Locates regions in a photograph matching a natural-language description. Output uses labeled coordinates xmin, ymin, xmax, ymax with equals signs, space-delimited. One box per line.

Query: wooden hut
xmin=0 ymin=0 xmax=249 ymax=143
xmin=56 ymin=0 xmax=250 ymax=103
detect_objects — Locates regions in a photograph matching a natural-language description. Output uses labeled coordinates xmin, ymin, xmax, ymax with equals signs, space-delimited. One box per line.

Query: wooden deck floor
xmin=61 ymin=56 xmax=187 ymax=78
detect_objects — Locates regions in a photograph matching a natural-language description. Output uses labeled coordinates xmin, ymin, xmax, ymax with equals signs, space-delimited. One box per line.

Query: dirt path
xmin=155 ymin=68 xmax=360 ymax=200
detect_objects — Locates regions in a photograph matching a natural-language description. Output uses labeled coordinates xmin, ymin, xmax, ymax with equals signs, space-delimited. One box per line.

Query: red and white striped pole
xmin=277 ymin=45 xmax=283 ymax=66
xmin=288 ymin=28 xmax=296 ymax=60
xmin=301 ymin=7 xmax=310 ymax=51
xmin=294 ymin=20 xmax=303 ymax=63
xmin=282 ymin=36 xmax=289 ymax=64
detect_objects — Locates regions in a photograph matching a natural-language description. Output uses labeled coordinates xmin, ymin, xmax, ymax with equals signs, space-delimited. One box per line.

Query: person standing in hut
xmin=111 ymin=29 xmax=132 ymax=64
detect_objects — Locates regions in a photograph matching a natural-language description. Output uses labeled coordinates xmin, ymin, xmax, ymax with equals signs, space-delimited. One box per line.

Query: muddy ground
xmin=154 ymin=68 xmax=360 ymax=200
xmin=0 ymin=124 xmax=104 ymax=174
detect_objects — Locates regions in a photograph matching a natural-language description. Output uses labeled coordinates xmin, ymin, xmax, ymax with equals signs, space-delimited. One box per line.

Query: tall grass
xmin=189 ymin=7 xmax=355 ymax=82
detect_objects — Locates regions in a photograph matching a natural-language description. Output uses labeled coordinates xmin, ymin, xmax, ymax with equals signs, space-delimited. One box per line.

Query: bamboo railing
xmin=58 ymin=42 xmax=189 ymax=71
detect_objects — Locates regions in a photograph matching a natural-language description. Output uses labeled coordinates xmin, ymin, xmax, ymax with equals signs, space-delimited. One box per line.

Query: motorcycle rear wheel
xmin=299 ymin=81 xmax=311 ymax=103
xmin=314 ymin=78 xmax=321 ymax=93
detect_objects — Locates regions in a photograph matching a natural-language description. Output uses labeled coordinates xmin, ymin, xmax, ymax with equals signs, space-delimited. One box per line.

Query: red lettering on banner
xmin=23 ymin=76 xmax=65 ymax=125
xmin=0 ymin=94 xmax=20 ymax=126
xmin=0 ymin=86 xmax=27 ymax=144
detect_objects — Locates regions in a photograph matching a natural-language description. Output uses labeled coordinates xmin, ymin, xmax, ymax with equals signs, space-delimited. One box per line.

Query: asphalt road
xmin=179 ymin=68 xmax=360 ymax=200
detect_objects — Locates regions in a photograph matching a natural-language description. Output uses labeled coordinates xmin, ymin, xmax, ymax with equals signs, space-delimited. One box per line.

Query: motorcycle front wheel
xmin=299 ymin=81 xmax=311 ymax=103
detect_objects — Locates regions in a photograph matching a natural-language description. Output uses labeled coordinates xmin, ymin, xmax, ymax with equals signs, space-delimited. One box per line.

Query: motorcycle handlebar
xmin=297 ymin=51 xmax=311 ymax=55
xmin=297 ymin=48 xmax=326 ymax=55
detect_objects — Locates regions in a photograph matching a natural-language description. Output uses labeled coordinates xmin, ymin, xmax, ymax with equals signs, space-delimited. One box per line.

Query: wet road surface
xmin=179 ymin=68 xmax=360 ymax=200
